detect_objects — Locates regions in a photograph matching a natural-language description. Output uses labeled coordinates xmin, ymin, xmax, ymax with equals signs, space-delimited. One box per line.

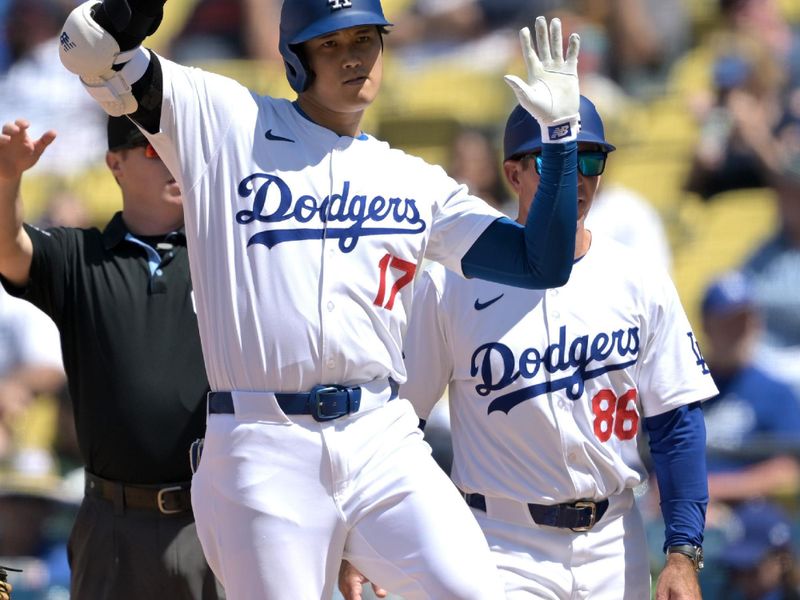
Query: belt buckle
xmin=157 ymin=486 xmax=185 ymax=514
xmin=570 ymin=501 xmax=597 ymax=532
xmin=310 ymin=385 xmax=347 ymax=421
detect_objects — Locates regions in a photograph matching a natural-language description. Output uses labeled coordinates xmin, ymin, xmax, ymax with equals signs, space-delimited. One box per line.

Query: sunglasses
xmin=116 ymin=141 xmax=160 ymax=160
xmin=530 ymin=151 xmax=607 ymax=177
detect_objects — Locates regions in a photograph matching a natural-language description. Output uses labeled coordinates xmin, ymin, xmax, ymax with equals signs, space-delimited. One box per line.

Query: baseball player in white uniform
xmin=56 ymin=0 xmax=586 ymax=598
xmin=342 ymin=97 xmax=719 ymax=600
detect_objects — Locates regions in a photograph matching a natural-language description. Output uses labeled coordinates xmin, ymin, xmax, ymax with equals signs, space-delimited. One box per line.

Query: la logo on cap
xmin=329 ymin=0 xmax=353 ymax=9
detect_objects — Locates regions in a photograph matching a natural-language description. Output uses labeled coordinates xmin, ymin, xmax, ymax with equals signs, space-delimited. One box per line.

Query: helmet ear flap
xmin=280 ymin=40 xmax=312 ymax=93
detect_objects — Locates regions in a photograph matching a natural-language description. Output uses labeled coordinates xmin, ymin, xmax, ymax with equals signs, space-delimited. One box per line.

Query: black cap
xmin=107 ymin=116 xmax=147 ymax=151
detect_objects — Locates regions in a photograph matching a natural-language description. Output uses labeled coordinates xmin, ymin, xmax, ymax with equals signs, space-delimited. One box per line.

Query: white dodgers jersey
xmin=403 ymin=235 xmax=718 ymax=503
xmin=144 ymin=58 xmax=503 ymax=392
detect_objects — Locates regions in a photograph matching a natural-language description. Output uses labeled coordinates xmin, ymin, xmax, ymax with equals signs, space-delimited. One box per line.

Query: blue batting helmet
xmin=503 ymin=96 xmax=616 ymax=160
xmin=279 ymin=0 xmax=392 ymax=93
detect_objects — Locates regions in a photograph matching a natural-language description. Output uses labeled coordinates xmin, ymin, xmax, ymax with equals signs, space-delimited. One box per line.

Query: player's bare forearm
xmin=654 ymin=554 xmax=701 ymax=600
xmin=0 ymin=121 xmax=53 ymax=285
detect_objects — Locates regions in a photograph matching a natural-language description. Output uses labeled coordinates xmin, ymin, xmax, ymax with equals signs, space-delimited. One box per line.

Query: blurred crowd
xmin=1 ymin=0 xmax=800 ymax=598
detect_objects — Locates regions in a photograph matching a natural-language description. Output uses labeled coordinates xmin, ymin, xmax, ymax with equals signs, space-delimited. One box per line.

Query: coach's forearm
xmin=524 ymin=142 xmax=577 ymax=287
xmin=462 ymin=143 xmax=577 ymax=288
xmin=646 ymin=402 xmax=708 ymax=551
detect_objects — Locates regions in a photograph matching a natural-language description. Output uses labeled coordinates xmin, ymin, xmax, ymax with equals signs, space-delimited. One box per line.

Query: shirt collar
xmin=102 ymin=212 xmax=186 ymax=250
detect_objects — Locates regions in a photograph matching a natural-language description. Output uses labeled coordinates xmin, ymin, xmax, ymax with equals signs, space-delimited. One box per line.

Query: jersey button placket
xmin=320 ymin=145 xmax=343 ymax=379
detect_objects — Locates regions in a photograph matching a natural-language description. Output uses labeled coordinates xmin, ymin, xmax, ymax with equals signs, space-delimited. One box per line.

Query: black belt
xmin=84 ymin=471 xmax=192 ymax=515
xmin=208 ymin=379 xmax=399 ymax=422
xmin=462 ymin=491 xmax=609 ymax=532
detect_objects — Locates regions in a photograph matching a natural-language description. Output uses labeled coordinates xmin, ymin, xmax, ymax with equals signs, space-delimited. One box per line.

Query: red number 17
xmin=374 ymin=253 xmax=416 ymax=310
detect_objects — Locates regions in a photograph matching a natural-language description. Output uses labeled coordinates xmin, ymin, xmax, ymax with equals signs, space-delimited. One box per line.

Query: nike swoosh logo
xmin=264 ymin=129 xmax=295 ymax=143
xmin=474 ymin=294 xmax=504 ymax=311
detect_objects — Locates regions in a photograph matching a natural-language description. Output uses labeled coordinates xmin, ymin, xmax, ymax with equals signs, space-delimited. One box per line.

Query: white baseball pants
xmin=191 ymin=388 xmax=504 ymax=600
xmin=474 ymin=489 xmax=651 ymax=599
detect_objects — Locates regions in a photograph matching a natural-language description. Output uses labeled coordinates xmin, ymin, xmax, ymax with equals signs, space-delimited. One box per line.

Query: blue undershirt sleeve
xmin=645 ymin=402 xmax=708 ymax=551
xmin=461 ymin=142 xmax=577 ymax=289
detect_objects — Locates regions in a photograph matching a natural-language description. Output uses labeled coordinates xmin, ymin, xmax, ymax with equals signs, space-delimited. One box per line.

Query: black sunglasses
xmin=530 ymin=151 xmax=608 ymax=177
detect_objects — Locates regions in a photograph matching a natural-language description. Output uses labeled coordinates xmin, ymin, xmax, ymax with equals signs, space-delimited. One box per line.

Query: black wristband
xmin=666 ymin=545 xmax=704 ymax=571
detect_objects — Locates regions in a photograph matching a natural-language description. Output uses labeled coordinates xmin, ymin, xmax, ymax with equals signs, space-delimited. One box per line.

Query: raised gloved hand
xmin=504 ymin=16 xmax=581 ymax=143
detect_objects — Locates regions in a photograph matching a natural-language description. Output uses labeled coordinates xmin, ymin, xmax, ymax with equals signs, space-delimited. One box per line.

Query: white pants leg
xmin=340 ymin=401 xmax=504 ymax=600
xmin=476 ymin=489 xmax=651 ymax=600
xmin=192 ymin=396 xmax=504 ymax=600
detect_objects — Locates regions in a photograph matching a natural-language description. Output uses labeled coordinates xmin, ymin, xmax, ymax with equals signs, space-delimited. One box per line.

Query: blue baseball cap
xmin=701 ymin=271 xmax=754 ymax=316
xmin=503 ymin=95 xmax=616 ymax=161
xmin=279 ymin=0 xmax=392 ymax=92
xmin=722 ymin=501 xmax=793 ymax=569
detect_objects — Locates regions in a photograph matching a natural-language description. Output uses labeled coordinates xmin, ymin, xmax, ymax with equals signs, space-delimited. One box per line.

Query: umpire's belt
xmin=208 ymin=378 xmax=399 ymax=422
xmin=84 ymin=471 xmax=192 ymax=515
xmin=461 ymin=490 xmax=609 ymax=532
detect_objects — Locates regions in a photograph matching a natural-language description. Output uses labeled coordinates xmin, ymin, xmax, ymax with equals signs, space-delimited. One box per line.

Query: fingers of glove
xmin=565 ymin=32 xmax=580 ymax=72
xmin=549 ymin=18 xmax=564 ymax=64
xmin=534 ymin=16 xmax=552 ymax=66
xmin=519 ymin=27 xmax=543 ymax=81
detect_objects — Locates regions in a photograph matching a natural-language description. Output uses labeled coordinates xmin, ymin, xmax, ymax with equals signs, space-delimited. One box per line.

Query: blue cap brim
xmin=290 ymin=11 xmax=392 ymax=44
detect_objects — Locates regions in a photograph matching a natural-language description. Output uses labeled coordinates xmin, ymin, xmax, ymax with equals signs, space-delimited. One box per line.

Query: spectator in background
xmin=741 ymin=137 xmax=800 ymax=397
xmin=0 ymin=0 xmax=12 ymax=74
xmin=684 ymin=33 xmax=786 ymax=200
xmin=0 ymin=0 xmax=107 ymax=176
xmin=385 ymin=0 xmax=562 ymax=69
xmin=719 ymin=501 xmax=800 ymax=600
xmin=0 ymin=289 xmax=64 ymax=466
xmin=447 ymin=126 xmax=515 ymax=217
xmin=700 ymin=272 xmax=800 ymax=503
xmin=572 ymin=0 xmax=690 ymax=99
xmin=718 ymin=0 xmax=800 ymax=100
xmin=169 ymin=0 xmax=282 ymax=64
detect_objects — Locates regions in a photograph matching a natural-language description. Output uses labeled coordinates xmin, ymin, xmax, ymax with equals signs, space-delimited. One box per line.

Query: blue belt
xmin=208 ymin=379 xmax=399 ymax=422
xmin=461 ymin=491 xmax=609 ymax=532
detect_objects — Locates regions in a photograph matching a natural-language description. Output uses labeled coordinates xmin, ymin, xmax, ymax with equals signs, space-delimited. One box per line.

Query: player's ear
xmin=503 ymin=160 xmax=523 ymax=193
xmin=106 ymin=150 xmax=123 ymax=183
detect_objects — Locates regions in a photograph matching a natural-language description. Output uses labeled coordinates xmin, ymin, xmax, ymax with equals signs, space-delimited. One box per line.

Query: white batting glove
xmin=505 ymin=16 xmax=581 ymax=143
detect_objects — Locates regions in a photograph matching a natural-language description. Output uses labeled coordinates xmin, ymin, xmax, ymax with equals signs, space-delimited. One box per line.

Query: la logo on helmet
xmin=328 ymin=0 xmax=353 ymax=9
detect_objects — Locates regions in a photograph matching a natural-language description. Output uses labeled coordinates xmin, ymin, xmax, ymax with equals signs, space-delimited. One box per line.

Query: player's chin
xmin=342 ymin=79 xmax=379 ymax=106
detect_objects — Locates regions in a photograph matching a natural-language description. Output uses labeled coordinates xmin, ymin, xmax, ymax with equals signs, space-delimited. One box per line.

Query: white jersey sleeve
xmin=423 ymin=176 xmax=504 ymax=277
xmin=637 ymin=265 xmax=717 ymax=417
xmin=146 ymin=55 xmax=255 ymax=194
xmin=401 ymin=264 xmax=453 ymax=419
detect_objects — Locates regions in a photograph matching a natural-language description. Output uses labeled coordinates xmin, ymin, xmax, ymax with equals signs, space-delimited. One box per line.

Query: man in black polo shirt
xmin=0 ymin=116 xmax=223 ymax=599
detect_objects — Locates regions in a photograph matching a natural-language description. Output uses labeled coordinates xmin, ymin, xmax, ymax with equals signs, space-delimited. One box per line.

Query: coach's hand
xmin=504 ymin=16 xmax=580 ymax=143
xmin=0 ymin=579 xmax=11 ymax=600
xmin=338 ymin=561 xmax=388 ymax=600
xmin=654 ymin=553 xmax=701 ymax=600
